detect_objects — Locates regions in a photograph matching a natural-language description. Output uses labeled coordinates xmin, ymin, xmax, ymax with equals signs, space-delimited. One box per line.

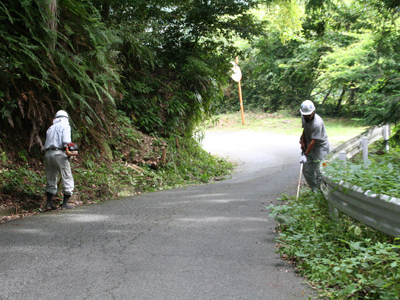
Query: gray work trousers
xmin=302 ymin=149 xmax=329 ymax=191
xmin=45 ymin=150 xmax=74 ymax=196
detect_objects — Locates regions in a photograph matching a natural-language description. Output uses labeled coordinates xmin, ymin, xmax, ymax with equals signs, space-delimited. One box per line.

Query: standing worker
xmin=43 ymin=110 xmax=76 ymax=210
xmin=299 ymin=100 xmax=330 ymax=193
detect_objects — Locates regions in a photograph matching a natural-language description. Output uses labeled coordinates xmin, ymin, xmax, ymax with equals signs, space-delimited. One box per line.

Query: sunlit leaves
xmin=256 ymin=1 xmax=306 ymax=42
xmin=324 ymin=149 xmax=400 ymax=198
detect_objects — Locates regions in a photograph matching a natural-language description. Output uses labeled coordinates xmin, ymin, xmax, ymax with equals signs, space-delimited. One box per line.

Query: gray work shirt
xmin=44 ymin=118 xmax=72 ymax=150
xmin=302 ymin=113 xmax=330 ymax=160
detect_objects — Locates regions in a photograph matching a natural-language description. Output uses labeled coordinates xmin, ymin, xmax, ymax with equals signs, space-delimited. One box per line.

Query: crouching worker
xmin=43 ymin=110 xmax=78 ymax=210
xmin=299 ymin=100 xmax=330 ymax=193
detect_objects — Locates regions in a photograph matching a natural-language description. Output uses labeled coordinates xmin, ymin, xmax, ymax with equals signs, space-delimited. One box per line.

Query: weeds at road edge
xmin=323 ymin=144 xmax=400 ymax=199
xmin=266 ymin=191 xmax=400 ymax=300
xmin=0 ymin=136 xmax=233 ymax=222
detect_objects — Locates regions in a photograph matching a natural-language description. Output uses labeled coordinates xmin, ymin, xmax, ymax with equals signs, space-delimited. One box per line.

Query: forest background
xmin=1 ymin=0 xmax=400 ymax=214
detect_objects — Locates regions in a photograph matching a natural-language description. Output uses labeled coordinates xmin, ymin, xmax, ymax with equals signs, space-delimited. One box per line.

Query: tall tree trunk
xmin=335 ymin=85 xmax=347 ymax=114
xmin=48 ymin=0 xmax=58 ymax=51
xmin=47 ymin=0 xmax=58 ymax=72
xmin=322 ymin=86 xmax=332 ymax=105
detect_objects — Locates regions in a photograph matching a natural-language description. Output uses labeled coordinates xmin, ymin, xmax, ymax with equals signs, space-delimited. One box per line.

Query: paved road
xmin=0 ymin=131 xmax=316 ymax=300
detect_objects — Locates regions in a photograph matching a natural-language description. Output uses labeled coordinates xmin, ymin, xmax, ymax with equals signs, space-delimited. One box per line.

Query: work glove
xmin=299 ymin=154 xmax=307 ymax=164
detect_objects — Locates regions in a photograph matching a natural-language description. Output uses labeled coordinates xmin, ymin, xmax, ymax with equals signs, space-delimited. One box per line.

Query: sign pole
xmin=235 ymin=56 xmax=245 ymax=125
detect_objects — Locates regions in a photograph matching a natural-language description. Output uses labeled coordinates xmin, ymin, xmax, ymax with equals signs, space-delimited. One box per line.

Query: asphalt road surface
xmin=0 ymin=131 xmax=317 ymax=300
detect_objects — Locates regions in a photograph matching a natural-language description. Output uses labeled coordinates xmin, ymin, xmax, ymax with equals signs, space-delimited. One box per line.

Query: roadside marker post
xmin=230 ymin=57 xmax=245 ymax=125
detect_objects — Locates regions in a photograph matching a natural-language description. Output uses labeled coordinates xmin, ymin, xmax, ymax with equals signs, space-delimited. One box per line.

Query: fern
xmin=0 ymin=0 xmax=121 ymax=151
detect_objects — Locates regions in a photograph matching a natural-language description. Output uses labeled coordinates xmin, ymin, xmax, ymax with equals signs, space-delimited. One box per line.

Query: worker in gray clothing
xmin=43 ymin=110 xmax=75 ymax=210
xmin=299 ymin=100 xmax=330 ymax=193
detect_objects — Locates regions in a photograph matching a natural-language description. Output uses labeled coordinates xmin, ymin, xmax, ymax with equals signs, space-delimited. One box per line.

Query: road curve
xmin=0 ymin=131 xmax=316 ymax=300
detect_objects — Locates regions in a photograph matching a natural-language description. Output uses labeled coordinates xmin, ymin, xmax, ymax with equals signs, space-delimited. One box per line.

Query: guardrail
xmin=321 ymin=126 xmax=400 ymax=237
xmin=326 ymin=126 xmax=386 ymax=160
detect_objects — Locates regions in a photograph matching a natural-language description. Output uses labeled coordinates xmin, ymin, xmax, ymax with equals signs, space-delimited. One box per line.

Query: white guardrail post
xmin=328 ymin=150 xmax=348 ymax=221
xmin=362 ymin=137 xmax=368 ymax=163
xmin=383 ymin=125 xmax=390 ymax=152
xmin=328 ymin=151 xmax=347 ymax=221
xmin=339 ymin=151 xmax=347 ymax=162
xmin=322 ymin=125 xmax=400 ymax=237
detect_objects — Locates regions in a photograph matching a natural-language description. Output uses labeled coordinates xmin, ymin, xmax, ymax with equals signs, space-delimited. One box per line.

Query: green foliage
xmin=2 ymin=0 xmax=400 ymax=154
xmin=220 ymin=34 xmax=327 ymax=113
xmin=92 ymin=0 xmax=264 ymax=138
xmin=0 ymin=152 xmax=7 ymax=163
xmin=0 ymin=0 xmax=120 ymax=151
xmin=258 ymin=1 xmax=305 ymax=42
xmin=165 ymin=137 xmax=233 ymax=183
xmin=363 ymin=29 xmax=400 ymax=137
xmin=73 ymin=160 xmax=137 ymax=201
xmin=267 ymin=192 xmax=400 ymax=299
xmin=133 ymin=136 xmax=233 ymax=191
xmin=0 ymin=148 xmax=232 ymax=211
xmin=324 ymin=147 xmax=400 ymax=198
xmin=230 ymin=0 xmax=400 ymax=140
xmin=0 ymin=165 xmax=46 ymax=205
xmin=1 ymin=0 xmax=265 ymax=153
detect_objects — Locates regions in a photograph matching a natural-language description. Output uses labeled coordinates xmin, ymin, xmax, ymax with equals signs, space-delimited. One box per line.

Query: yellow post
xmin=235 ymin=56 xmax=245 ymax=125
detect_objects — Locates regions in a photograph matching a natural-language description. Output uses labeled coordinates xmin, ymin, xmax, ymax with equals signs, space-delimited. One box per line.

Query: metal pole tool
xmin=296 ymin=151 xmax=305 ymax=201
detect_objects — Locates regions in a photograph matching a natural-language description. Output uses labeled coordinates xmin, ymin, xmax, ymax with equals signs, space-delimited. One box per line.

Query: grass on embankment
xmin=268 ymin=192 xmax=400 ymax=300
xmin=203 ymin=111 xmax=368 ymax=145
xmin=0 ymin=117 xmax=234 ymax=222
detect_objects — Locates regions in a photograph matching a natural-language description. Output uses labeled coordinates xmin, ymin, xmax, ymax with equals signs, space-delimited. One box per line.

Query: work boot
xmin=61 ymin=194 xmax=74 ymax=210
xmin=46 ymin=192 xmax=57 ymax=210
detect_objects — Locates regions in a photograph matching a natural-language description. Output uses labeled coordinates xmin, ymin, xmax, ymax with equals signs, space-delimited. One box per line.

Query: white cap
xmin=300 ymin=100 xmax=315 ymax=115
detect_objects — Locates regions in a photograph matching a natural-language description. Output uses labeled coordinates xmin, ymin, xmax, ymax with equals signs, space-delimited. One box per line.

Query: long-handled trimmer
xmin=296 ymin=162 xmax=303 ymax=201
xmin=296 ymin=151 xmax=305 ymax=201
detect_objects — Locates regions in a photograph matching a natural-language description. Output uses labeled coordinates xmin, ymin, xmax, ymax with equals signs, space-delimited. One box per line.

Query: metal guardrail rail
xmin=326 ymin=126 xmax=384 ymax=160
xmin=321 ymin=126 xmax=400 ymax=237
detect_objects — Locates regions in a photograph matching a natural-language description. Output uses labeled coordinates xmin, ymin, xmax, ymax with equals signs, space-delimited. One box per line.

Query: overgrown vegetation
xmin=3 ymin=0 xmax=400 ymax=157
xmin=0 ymin=115 xmax=233 ymax=222
xmin=324 ymin=144 xmax=400 ymax=199
xmin=0 ymin=1 xmax=258 ymax=218
xmin=267 ymin=141 xmax=400 ymax=299
xmin=267 ymin=191 xmax=400 ymax=299
xmin=0 ymin=0 xmax=120 ymax=150
xmin=0 ymin=0 xmax=264 ymax=156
